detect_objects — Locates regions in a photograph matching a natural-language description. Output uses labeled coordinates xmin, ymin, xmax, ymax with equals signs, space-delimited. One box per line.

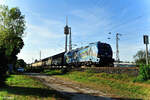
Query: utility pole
xmin=146 ymin=44 xmax=149 ymax=65
xmin=143 ymin=35 xmax=149 ymax=65
xmin=32 ymin=58 xmax=34 ymax=63
xmin=40 ymin=50 xmax=41 ymax=60
xmin=69 ymin=27 xmax=72 ymax=51
xmin=116 ymin=33 xmax=122 ymax=63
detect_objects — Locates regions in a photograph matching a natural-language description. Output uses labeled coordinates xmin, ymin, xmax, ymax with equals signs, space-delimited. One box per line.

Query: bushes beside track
xmin=58 ymin=71 xmax=150 ymax=99
xmin=42 ymin=69 xmax=62 ymax=75
xmin=134 ymin=64 xmax=150 ymax=82
xmin=42 ymin=69 xmax=150 ymax=99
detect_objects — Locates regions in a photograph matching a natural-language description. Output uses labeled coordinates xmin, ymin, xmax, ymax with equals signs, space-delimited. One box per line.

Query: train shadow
xmin=0 ymin=85 xmax=143 ymax=100
xmin=23 ymin=72 xmax=65 ymax=76
xmin=0 ymin=85 xmax=68 ymax=99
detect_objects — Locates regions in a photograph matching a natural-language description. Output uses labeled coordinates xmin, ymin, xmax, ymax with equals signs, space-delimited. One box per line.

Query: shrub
xmin=85 ymin=69 xmax=95 ymax=73
xmin=134 ymin=64 xmax=150 ymax=82
xmin=139 ymin=64 xmax=150 ymax=80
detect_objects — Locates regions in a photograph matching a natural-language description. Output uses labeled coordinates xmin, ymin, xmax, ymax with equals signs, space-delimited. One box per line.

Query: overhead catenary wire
xmin=91 ymin=0 xmax=143 ymax=32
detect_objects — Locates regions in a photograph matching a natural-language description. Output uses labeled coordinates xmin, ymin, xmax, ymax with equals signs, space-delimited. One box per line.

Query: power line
xmin=92 ymin=0 xmax=143 ymax=32
xmin=109 ymin=16 xmax=143 ymax=31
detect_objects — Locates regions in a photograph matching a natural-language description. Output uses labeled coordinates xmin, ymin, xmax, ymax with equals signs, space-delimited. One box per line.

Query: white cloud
xmin=120 ymin=45 xmax=144 ymax=61
xmin=28 ymin=24 xmax=63 ymax=39
xmin=17 ymin=17 xmax=65 ymax=63
xmin=71 ymin=8 xmax=112 ymax=32
xmin=17 ymin=47 xmax=64 ymax=64
xmin=23 ymin=18 xmax=65 ymax=46
xmin=0 ymin=0 xmax=6 ymax=5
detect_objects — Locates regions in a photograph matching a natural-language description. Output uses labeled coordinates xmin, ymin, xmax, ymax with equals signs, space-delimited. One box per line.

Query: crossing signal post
xmin=143 ymin=35 xmax=149 ymax=65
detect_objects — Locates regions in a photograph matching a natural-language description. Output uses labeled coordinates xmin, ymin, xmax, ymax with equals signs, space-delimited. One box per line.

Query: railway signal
xmin=143 ymin=35 xmax=149 ymax=65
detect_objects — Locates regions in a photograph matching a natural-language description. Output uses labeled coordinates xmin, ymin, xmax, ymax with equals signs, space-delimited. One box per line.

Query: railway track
xmin=70 ymin=67 xmax=139 ymax=76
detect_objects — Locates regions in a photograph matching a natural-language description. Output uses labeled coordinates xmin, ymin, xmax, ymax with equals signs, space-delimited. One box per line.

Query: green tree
xmin=133 ymin=50 xmax=150 ymax=64
xmin=16 ymin=59 xmax=26 ymax=69
xmin=0 ymin=5 xmax=25 ymax=86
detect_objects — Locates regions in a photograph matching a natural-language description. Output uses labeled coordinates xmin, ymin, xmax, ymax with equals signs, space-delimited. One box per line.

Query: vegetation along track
xmin=70 ymin=67 xmax=139 ymax=76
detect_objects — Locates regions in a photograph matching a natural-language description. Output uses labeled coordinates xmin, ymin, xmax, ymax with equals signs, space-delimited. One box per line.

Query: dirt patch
xmin=24 ymin=73 xmax=113 ymax=100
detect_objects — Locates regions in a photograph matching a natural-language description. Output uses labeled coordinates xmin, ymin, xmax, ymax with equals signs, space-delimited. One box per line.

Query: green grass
xmin=42 ymin=69 xmax=63 ymax=75
xmin=0 ymin=75 xmax=68 ymax=100
xmin=44 ymin=70 xmax=150 ymax=99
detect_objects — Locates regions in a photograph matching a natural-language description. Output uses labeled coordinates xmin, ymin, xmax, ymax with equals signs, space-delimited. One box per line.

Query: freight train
xmin=31 ymin=41 xmax=114 ymax=69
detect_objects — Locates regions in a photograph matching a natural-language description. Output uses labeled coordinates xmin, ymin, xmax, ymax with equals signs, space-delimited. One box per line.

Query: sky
xmin=1 ymin=0 xmax=150 ymax=63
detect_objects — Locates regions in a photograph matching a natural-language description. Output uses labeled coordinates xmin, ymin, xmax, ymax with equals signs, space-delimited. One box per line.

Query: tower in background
xmin=64 ymin=17 xmax=72 ymax=52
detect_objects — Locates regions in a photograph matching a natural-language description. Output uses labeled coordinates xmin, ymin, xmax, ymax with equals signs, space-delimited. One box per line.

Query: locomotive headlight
xmin=97 ymin=58 xmax=100 ymax=62
xmin=97 ymin=54 xmax=101 ymax=58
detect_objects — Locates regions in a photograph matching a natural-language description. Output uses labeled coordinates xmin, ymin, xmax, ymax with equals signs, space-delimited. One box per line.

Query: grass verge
xmin=0 ymin=75 xmax=68 ymax=100
xmin=43 ymin=69 xmax=150 ymax=99
xmin=42 ymin=69 xmax=63 ymax=75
